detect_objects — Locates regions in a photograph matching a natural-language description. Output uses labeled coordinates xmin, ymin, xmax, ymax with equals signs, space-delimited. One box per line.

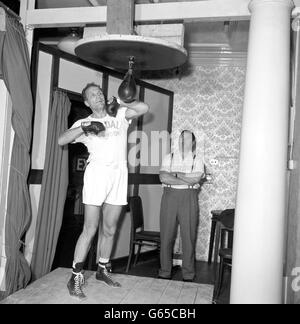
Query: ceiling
xmin=3 ymin=0 xmax=249 ymax=65
xmin=36 ymin=0 xmax=208 ymax=8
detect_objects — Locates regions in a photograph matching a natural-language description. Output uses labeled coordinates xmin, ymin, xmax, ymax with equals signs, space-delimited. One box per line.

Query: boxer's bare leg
xmin=68 ymin=204 xmax=101 ymax=298
xmin=96 ymin=203 xmax=123 ymax=287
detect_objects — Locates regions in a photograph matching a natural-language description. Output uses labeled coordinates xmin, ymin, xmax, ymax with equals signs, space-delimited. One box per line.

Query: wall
xmin=145 ymin=63 xmax=246 ymax=260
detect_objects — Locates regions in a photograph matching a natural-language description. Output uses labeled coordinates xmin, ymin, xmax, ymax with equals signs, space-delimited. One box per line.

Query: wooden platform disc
xmin=75 ymin=34 xmax=188 ymax=71
xmin=1 ymin=268 xmax=213 ymax=304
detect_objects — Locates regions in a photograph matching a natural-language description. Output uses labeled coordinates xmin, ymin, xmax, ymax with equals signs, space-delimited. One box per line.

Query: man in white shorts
xmin=58 ymin=83 xmax=149 ymax=298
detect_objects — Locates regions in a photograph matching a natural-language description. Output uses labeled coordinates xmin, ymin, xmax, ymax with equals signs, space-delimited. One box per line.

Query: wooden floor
xmin=1 ymin=268 xmax=214 ymax=304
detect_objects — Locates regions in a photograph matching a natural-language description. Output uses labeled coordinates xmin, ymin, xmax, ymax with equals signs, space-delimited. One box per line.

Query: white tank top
xmin=71 ymin=107 xmax=130 ymax=166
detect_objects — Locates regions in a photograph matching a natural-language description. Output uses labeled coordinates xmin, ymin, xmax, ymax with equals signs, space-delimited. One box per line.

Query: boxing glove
xmin=81 ymin=121 xmax=106 ymax=135
xmin=105 ymin=96 xmax=120 ymax=117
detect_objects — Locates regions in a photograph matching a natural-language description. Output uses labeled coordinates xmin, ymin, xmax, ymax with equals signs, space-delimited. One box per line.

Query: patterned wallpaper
xmin=145 ymin=63 xmax=246 ymax=261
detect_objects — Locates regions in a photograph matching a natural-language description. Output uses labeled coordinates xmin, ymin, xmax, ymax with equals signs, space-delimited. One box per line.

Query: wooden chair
xmin=208 ymin=209 xmax=235 ymax=267
xmin=212 ymin=211 xmax=234 ymax=303
xmin=208 ymin=210 xmax=223 ymax=264
xmin=212 ymin=230 xmax=233 ymax=303
xmin=126 ymin=196 xmax=160 ymax=273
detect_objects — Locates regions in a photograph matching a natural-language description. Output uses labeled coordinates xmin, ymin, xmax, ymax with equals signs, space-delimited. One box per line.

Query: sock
xmin=98 ymin=258 xmax=109 ymax=269
xmin=72 ymin=261 xmax=84 ymax=273
xmin=98 ymin=258 xmax=110 ymax=268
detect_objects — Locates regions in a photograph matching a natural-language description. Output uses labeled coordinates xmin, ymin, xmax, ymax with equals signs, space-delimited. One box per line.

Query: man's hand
xmin=176 ymin=172 xmax=203 ymax=186
xmin=159 ymin=171 xmax=190 ymax=186
xmin=81 ymin=121 xmax=106 ymax=135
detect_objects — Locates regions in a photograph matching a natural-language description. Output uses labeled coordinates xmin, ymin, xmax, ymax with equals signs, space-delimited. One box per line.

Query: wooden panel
xmin=138 ymin=185 xmax=163 ymax=232
xmin=59 ymin=59 xmax=103 ymax=94
xmin=136 ymin=24 xmax=185 ymax=46
xmin=107 ymin=75 xmax=122 ymax=99
xmin=140 ymin=89 xmax=171 ymax=174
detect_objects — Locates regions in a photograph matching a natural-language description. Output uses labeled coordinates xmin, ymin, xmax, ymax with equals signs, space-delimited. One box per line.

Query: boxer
xmin=58 ymin=83 xmax=149 ymax=298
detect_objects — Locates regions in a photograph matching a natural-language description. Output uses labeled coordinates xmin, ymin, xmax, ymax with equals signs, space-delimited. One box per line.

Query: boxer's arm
xmin=58 ymin=126 xmax=84 ymax=146
xmin=121 ymin=99 xmax=149 ymax=120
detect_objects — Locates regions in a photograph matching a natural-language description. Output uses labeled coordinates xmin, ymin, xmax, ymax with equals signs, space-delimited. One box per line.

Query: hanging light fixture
xmin=57 ymin=28 xmax=81 ymax=55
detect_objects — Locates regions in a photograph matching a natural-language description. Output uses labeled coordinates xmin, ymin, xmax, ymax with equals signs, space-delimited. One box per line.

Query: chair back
xmin=128 ymin=196 xmax=144 ymax=232
xmin=220 ymin=209 xmax=235 ymax=229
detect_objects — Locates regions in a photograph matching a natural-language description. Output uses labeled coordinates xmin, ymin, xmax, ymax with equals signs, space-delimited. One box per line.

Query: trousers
xmin=159 ymin=187 xmax=199 ymax=280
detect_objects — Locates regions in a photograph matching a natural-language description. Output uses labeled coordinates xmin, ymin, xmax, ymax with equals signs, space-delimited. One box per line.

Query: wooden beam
xmin=26 ymin=6 xmax=107 ymax=28
xmin=20 ymin=0 xmax=36 ymax=57
xmin=25 ymin=0 xmax=300 ymax=29
xmin=26 ymin=0 xmax=252 ymax=28
xmin=20 ymin=0 xmax=35 ymax=25
xmin=135 ymin=0 xmax=252 ymax=22
xmin=107 ymin=0 xmax=134 ymax=34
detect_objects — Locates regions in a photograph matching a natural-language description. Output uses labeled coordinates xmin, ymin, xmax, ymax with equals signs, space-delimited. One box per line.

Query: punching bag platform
xmin=75 ymin=34 xmax=187 ymax=71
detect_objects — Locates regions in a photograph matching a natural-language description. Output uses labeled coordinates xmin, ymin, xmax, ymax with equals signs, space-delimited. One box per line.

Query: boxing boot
xmin=96 ymin=262 xmax=121 ymax=288
xmin=67 ymin=262 xmax=86 ymax=299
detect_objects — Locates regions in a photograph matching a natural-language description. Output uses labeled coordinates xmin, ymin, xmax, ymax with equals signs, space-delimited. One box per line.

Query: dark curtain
xmin=0 ymin=14 xmax=33 ymax=296
xmin=31 ymin=90 xmax=71 ymax=280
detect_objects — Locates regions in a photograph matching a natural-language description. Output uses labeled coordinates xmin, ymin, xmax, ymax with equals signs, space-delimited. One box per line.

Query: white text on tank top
xmin=84 ymin=111 xmax=129 ymax=164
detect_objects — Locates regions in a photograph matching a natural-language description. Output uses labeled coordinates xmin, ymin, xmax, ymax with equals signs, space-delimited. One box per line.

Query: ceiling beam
xmin=25 ymin=0 xmax=299 ymax=29
xmin=107 ymin=0 xmax=135 ymax=34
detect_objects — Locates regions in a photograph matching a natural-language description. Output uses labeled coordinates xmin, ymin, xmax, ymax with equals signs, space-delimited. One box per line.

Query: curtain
xmin=30 ymin=90 xmax=71 ymax=280
xmin=0 ymin=14 xmax=33 ymax=296
xmin=286 ymin=23 xmax=300 ymax=304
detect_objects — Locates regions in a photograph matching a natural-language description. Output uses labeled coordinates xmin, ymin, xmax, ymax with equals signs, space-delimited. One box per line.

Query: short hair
xmin=82 ymin=83 xmax=103 ymax=102
xmin=180 ymin=130 xmax=197 ymax=154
